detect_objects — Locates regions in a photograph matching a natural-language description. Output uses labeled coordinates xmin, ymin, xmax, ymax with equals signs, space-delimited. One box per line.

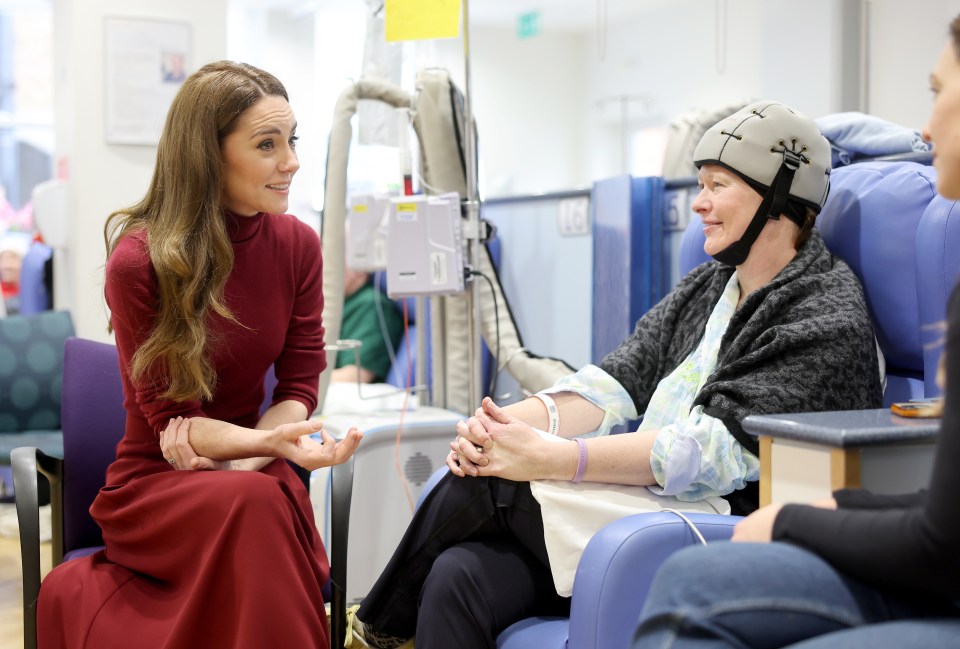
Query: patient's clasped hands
xmin=448 ymin=397 xmax=575 ymax=482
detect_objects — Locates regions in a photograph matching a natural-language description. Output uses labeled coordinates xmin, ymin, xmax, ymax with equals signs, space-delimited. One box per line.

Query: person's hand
xmin=272 ymin=420 xmax=363 ymax=470
xmin=159 ymin=416 xmax=189 ymax=470
xmin=447 ymin=397 xmax=554 ymax=482
xmin=159 ymin=416 xmax=231 ymax=471
xmin=446 ymin=403 xmax=496 ymax=477
xmin=731 ymin=503 xmax=784 ymax=543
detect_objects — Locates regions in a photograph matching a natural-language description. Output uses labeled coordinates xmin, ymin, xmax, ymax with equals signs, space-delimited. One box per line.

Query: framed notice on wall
xmin=104 ymin=17 xmax=192 ymax=145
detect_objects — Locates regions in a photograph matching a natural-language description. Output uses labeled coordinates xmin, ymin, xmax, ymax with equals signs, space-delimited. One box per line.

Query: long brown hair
xmin=104 ymin=61 xmax=289 ymax=402
xmin=952 ymin=15 xmax=960 ymax=57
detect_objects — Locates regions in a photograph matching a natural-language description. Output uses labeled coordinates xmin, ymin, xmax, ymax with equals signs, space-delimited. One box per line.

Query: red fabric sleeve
xmin=269 ymin=219 xmax=325 ymax=415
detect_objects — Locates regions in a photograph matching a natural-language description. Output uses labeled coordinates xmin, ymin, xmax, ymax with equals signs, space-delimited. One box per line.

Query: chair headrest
xmin=818 ymin=161 xmax=938 ymax=373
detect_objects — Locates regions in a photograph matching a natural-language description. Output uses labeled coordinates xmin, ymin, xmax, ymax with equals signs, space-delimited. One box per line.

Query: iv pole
xmin=461 ymin=0 xmax=484 ymax=408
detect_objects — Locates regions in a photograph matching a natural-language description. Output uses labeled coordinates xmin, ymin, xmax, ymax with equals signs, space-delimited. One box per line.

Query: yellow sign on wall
xmin=385 ymin=0 xmax=462 ymax=42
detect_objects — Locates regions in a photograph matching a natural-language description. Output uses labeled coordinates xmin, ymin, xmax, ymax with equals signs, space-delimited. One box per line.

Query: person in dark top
xmin=631 ymin=18 xmax=960 ymax=649
xmin=346 ymin=103 xmax=883 ymax=649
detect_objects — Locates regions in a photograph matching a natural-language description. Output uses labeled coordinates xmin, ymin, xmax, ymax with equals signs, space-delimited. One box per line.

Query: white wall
xmin=867 ymin=0 xmax=960 ymax=129
xmin=425 ymin=0 xmax=960 ymax=191
xmin=415 ymin=26 xmax=587 ymax=196
xmin=465 ymin=26 xmax=587 ymax=196
xmin=53 ymin=0 xmax=227 ymax=341
xmin=228 ymin=7 xmax=319 ymax=225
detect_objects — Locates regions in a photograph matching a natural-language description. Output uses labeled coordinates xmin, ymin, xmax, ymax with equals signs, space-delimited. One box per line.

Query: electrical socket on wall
xmin=557 ymin=196 xmax=590 ymax=237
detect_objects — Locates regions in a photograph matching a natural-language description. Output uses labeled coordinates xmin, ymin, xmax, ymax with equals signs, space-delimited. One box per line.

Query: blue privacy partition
xmin=592 ymin=174 xmax=704 ymax=365
xmin=481 ymin=175 xmax=697 ymax=393
xmin=591 ymin=175 xmax=664 ymax=364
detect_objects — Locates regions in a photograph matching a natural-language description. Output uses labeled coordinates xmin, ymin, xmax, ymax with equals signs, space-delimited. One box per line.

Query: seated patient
xmin=632 ymin=19 xmax=960 ymax=649
xmin=330 ymin=266 xmax=404 ymax=384
xmin=348 ymin=101 xmax=884 ymax=649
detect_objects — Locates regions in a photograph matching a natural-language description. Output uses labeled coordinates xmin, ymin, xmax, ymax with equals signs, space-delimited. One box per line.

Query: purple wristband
xmin=571 ymin=438 xmax=588 ymax=483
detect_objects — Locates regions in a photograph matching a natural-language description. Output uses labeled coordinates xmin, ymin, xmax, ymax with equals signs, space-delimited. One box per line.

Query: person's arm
xmin=455 ymin=362 xmax=639 ymax=462
xmin=761 ymin=291 xmax=960 ymax=601
xmin=451 ymin=398 xmax=658 ymax=484
xmin=646 ymin=408 xmax=759 ymax=500
xmin=204 ymin=222 xmax=334 ymax=470
xmin=448 ymin=393 xmax=603 ymax=476
xmin=451 ymin=279 xmax=689 ymax=477
xmin=163 ymin=412 xmax=362 ymax=471
xmin=107 ymin=225 xmax=340 ymax=470
xmin=166 ymin=399 xmax=311 ymax=471
xmin=832 ymin=488 xmax=927 ymax=510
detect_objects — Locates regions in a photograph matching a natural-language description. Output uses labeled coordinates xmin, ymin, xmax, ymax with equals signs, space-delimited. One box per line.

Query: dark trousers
xmin=357 ymin=473 xmax=571 ymax=649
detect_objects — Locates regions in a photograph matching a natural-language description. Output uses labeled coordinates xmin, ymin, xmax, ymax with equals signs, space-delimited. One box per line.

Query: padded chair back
xmin=818 ymin=162 xmax=942 ymax=403
xmin=677 ymin=214 xmax=712 ymax=275
xmin=0 ymin=311 xmax=73 ymax=432
xmin=916 ymin=195 xmax=960 ymax=396
xmin=60 ymin=338 xmax=126 ymax=553
xmin=62 ymin=340 xmax=284 ymax=554
xmin=0 ymin=311 xmax=73 ymax=442
xmin=18 ymin=242 xmax=53 ymax=315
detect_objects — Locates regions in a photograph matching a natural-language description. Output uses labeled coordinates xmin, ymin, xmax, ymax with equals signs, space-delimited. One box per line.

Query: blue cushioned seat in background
xmin=0 ymin=310 xmax=74 ymax=464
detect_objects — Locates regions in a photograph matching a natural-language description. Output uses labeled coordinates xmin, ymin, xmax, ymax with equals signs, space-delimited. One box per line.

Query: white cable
xmin=662 ymin=508 xmax=708 ymax=545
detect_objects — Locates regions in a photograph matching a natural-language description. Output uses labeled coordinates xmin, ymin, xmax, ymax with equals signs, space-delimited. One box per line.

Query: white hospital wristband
xmin=533 ymin=393 xmax=561 ymax=436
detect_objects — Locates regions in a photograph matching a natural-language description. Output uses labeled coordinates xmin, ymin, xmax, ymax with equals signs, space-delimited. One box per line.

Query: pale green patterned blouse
xmin=542 ymin=272 xmax=760 ymax=501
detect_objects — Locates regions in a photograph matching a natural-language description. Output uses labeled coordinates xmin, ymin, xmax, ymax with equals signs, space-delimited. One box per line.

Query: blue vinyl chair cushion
xmin=0 ymin=311 xmax=73 ymax=435
xmin=817 ymin=162 xmax=937 ymax=380
xmin=916 ymin=195 xmax=960 ymax=397
xmin=18 ymin=242 xmax=53 ymax=315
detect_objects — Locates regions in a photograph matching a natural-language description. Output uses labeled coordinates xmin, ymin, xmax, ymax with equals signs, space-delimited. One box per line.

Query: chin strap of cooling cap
xmin=711 ymin=147 xmax=804 ymax=267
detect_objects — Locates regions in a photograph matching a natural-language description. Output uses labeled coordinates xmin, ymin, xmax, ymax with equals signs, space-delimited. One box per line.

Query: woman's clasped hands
xmin=447 ymin=397 xmax=562 ymax=482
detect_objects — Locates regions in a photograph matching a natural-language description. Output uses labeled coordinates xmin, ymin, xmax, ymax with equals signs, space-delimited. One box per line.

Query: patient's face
xmin=925 ymin=41 xmax=960 ymax=199
xmin=692 ymin=164 xmax=763 ymax=257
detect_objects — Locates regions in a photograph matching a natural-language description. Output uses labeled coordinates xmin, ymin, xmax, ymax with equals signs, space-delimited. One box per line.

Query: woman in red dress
xmin=37 ymin=60 xmax=362 ymax=649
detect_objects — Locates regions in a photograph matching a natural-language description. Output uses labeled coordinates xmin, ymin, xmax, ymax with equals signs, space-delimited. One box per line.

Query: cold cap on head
xmin=693 ymin=100 xmax=832 ymax=213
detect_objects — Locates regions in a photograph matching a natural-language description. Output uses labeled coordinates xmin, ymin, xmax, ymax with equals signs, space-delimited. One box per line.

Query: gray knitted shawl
xmin=600 ymin=229 xmax=883 ymax=458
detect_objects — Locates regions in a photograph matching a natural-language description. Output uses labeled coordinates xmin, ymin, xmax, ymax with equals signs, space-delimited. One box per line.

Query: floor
xmin=0 ymin=505 xmax=52 ymax=649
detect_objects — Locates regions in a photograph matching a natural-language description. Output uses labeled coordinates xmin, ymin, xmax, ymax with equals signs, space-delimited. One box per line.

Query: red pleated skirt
xmin=37 ymin=459 xmax=330 ymax=648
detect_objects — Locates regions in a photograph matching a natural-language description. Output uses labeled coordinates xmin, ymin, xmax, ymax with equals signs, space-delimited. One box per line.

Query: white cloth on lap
xmin=528 ymin=431 xmax=729 ymax=597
